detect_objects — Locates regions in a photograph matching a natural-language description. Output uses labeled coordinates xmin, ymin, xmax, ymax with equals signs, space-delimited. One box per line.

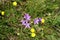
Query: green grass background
xmin=0 ymin=0 xmax=60 ymax=40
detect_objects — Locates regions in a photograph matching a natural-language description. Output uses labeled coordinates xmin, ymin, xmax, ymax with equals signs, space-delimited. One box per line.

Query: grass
xmin=0 ymin=0 xmax=60 ymax=40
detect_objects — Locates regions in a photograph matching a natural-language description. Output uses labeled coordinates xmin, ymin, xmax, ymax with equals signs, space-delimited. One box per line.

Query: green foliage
xmin=0 ymin=0 xmax=60 ymax=40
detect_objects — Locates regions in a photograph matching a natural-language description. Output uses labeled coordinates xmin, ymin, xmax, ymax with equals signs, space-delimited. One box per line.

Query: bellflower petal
xmin=21 ymin=20 xmax=27 ymax=25
xmin=24 ymin=14 xmax=31 ymax=20
xmin=34 ymin=18 xmax=39 ymax=24
xmin=25 ymin=23 xmax=30 ymax=28
xmin=21 ymin=20 xmax=30 ymax=28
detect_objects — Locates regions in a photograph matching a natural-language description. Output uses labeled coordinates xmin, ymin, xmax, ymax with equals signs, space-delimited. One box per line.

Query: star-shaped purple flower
xmin=25 ymin=23 xmax=30 ymax=28
xmin=34 ymin=18 xmax=39 ymax=24
xmin=21 ymin=20 xmax=27 ymax=25
xmin=21 ymin=20 xmax=30 ymax=28
xmin=24 ymin=14 xmax=31 ymax=21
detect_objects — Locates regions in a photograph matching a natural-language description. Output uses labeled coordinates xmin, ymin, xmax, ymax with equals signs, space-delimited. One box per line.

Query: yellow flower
xmin=1 ymin=11 xmax=5 ymax=15
xmin=41 ymin=18 xmax=45 ymax=23
xmin=30 ymin=28 xmax=35 ymax=33
xmin=31 ymin=33 xmax=36 ymax=37
xmin=13 ymin=1 xmax=17 ymax=6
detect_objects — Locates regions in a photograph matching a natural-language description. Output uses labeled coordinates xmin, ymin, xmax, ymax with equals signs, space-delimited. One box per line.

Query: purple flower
xmin=21 ymin=20 xmax=30 ymax=28
xmin=21 ymin=20 xmax=27 ymax=25
xmin=34 ymin=18 xmax=39 ymax=24
xmin=24 ymin=14 xmax=31 ymax=20
xmin=25 ymin=23 xmax=30 ymax=28
xmin=38 ymin=18 xmax=41 ymax=22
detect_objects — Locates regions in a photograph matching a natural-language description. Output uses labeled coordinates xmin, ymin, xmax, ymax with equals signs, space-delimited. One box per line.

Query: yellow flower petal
xmin=1 ymin=11 xmax=5 ymax=15
xmin=31 ymin=33 xmax=36 ymax=37
xmin=30 ymin=28 xmax=35 ymax=33
xmin=13 ymin=1 xmax=17 ymax=6
xmin=41 ymin=18 xmax=45 ymax=23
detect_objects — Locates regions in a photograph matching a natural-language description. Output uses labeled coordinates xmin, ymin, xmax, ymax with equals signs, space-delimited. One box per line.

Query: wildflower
xmin=30 ymin=28 xmax=35 ymax=33
xmin=24 ymin=14 xmax=31 ymax=20
xmin=34 ymin=18 xmax=39 ymax=24
xmin=25 ymin=23 xmax=30 ymax=28
xmin=41 ymin=18 xmax=45 ymax=23
xmin=21 ymin=20 xmax=27 ymax=25
xmin=21 ymin=13 xmax=31 ymax=28
xmin=31 ymin=33 xmax=36 ymax=37
xmin=13 ymin=1 xmax=17 ymax=6
xmin=1 ymin=11 xmax=5 ymax=15
xmin=21 ymin=20 xmax=30 ymax=28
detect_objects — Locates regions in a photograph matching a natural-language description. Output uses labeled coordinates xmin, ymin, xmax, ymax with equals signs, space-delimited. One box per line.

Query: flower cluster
xmin=34 ymin=18 xmax=45 ymax=24
xmin=21 ymin=13 xmax=45 ymax=28
xmin=21 ymin=14 xmax=31 ymax=28
xmin=34 ymin=18 xmax=41 ymax=24
xmin=30 ymin=28 xmax=36 ymax=37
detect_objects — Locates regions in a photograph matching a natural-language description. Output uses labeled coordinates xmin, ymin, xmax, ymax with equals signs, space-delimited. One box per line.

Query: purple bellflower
xmin=34 ymin=18 xmax=39 ymax=24
xmin=21 ymin=20 xmax=30 ymax=28
xmin=25 ymin=23 xmax=30 ymax=28
xmin=21 ymin=20 xmax=27 ymax=25
xmin=34 ymin=18 xmax=41 ymax=24
xmin=24 ymin=14 xmax=31 ymax=21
